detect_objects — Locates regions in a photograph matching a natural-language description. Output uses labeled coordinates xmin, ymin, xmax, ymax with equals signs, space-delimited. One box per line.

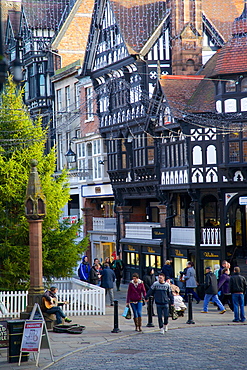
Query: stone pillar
xmin=24 ymin=160 xmax=46 ymax=313
xmin=157 ymin=204 xmax=168 ymax=263
xmin=27 ymin=219 xmax=44 ymax=310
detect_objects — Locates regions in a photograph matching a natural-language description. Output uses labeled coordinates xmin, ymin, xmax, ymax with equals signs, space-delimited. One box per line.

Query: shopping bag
xmin=122 ymin=306 xmax=131 ymax=319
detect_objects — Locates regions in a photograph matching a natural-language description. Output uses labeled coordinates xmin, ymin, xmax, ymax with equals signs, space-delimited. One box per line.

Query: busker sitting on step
xmin=42 ymin=286 xmax=72 ymax=325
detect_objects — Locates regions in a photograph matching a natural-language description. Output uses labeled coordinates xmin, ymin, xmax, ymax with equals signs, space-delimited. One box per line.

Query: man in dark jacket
xmin=143 ymin=267 xmax=156 ymax=316
xmin=78 ymin=256 xmax=91 ymax=282
xmin=229 ymin=266 xmax=247 ymax=322
xmin=145 ymin=273 xmax=174 ymax=334
xmin=201 ymin=267 xmax=226 ymax=314
xmin=100 ymin=263 xmax=116 ymax=306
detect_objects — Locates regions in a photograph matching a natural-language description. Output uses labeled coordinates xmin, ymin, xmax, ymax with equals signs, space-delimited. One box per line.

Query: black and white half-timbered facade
xmin=82 ymin=0 xmax=247 ymax=282
xmin=5 ymin=0 xmax=76 ymax=150
xmin=151 ymin=1 xmax=247 ymax=284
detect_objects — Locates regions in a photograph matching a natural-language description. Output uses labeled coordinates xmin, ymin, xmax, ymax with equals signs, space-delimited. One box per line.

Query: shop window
xmin=203 ymin=259 xmax=220 ymax=272
xmin=126 ymin=252 xmax=139 ymax=266
xmin=145 ymin=255 xmax=161 ymax=270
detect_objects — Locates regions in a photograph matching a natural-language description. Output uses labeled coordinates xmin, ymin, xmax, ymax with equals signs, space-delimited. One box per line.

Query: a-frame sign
xmin=18 ymin=303 xmax=54 ymax=367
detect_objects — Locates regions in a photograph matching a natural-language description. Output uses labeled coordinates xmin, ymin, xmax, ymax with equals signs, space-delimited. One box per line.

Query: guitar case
xmin=53 ymin=324 xmax=86 ymax=334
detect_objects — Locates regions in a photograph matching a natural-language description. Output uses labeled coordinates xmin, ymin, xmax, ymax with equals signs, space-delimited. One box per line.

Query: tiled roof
xmin=212 ymin=2 xmax=247 ymax=76
xmin=8 ymin=10 xmax=21 ymax=37
xmin=202 ymin=0 xmax=243 ymax=41
xmin=159 ymin=52 xmax=219 ymax=116
xmin=22 ymin=0 xmax=70 ymax=30
xmin=110 ymin=0 xmax=167 ymax=53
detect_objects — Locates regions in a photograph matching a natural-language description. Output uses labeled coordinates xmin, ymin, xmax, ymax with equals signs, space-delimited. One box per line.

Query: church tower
xmin=169 ymin=0 xmax=203 ymax=75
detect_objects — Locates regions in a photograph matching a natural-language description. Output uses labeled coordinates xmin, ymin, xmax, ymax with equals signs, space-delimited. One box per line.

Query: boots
xmin=137 ymin=317 xmax=142 ymax=332
xmin=133 ymin=317 xmax=138 ymax=331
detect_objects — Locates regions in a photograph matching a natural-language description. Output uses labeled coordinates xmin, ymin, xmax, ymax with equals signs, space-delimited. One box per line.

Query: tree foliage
xmin=0 ymin=77 xmax=88 ymax=290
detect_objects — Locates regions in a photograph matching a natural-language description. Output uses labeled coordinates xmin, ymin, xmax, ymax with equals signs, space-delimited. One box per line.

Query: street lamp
xmin=65 ymin=146 xmax=77 ymax=163
xmin=9 ymin=38 xmax=23 ymax=83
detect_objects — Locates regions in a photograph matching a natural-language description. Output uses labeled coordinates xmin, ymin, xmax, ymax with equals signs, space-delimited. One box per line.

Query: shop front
xmin=169 ymin=247 xmax=188 ymax=279
xmin=121 ymin=239 xmax=163 ymax=282
xmin=200 ymin=250 xmax=221 ymax=274
xmin=90 ymin=232 xmax=116 ymax=264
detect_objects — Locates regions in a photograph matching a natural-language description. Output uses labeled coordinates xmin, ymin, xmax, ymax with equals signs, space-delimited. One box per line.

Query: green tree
xmin=0 ymin=77 xmax=88 ymax=290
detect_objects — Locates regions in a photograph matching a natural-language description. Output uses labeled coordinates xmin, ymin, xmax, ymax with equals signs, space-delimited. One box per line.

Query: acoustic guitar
xmin=42 ymin=297 xmax=69 ymax=309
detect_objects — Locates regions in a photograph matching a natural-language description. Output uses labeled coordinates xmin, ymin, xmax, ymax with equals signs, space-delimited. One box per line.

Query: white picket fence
xmin=0 ymin=278 xmax=105 ymax=318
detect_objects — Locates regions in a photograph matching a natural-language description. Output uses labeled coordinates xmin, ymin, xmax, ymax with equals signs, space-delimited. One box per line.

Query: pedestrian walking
xmin=184 ymin=262 xmax=200 ymax=304
xmin=162 ymin=260 xmax=174 ymax=281
xmin=112 ymin=255 xmax=124 ymax=291
xmin=100 ymin=263 xmax=116 ymax=306
xmin=143 ymin=267 xmax=156 ymax=316
xmin=201 ymin=266 xmax=226 ymax=314
xmin=78 ymin=256 xmax=91 ymax=282
xmin=145 ymin=273 xmax=174 ymax=334
xmin=218 ymin=268 xmax=233 ymax=311
xmin=229 ymin=266 xmax=247 ymax=322
xmin=126 ymin=273 xmax=146 ymax=332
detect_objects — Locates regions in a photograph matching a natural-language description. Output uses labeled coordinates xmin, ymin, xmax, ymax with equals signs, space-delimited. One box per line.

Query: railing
xmin=93 ymin=217 xmax=116 ymax=231
xmin=0 ymin=278 xmax=105 ymax=318
xmin=201 ymin=227 xmax=220 ymax=246
xmin=125 ymin=222 xmax=161 ymax=240
xmin=0 ymin=291 xmax=28 ymax=318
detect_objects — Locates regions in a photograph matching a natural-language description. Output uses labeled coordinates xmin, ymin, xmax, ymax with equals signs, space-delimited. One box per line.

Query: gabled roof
xmin=7 ymin=10 xmax=21 ymax=38
xmin=110 ymin=0 xmax=168 ymax=53
xmin=21 ymin=0 xmax=72 ymax=30
xmin=202 ymin=0 xmax=244 ymax=42
xmin=212 ymin=1 xmax=247 ymax=76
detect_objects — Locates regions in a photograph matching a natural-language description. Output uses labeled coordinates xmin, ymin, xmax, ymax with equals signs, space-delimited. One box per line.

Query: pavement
xmin=0 ymin=284 xmax=246 ymax=370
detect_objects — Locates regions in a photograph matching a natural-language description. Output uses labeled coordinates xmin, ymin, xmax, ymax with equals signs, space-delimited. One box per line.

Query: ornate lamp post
xmin=24 ymin=159 xmax=46 ymax=312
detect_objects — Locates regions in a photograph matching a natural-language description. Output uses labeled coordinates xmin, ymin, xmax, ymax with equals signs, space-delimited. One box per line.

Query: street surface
xmin=47 ymin=325 xmax=247 ymax=370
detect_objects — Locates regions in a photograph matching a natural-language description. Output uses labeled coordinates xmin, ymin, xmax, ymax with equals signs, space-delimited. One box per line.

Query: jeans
xmin=156 ymin=304 xmax=169 ymax=328
xmin=232 ymin=293 xmax=245 ymax=321
xmin=105 ymin=288 xmax=114 ymax=304
xmin=203 ymin=294 xmax=225 ymax=312
xmin=185 ymin=288 xmax=200 ymax=302
xmin=45 ymin=306 xmax=66 ymax=324
xmin=130 ymin=301 xmax=143 ymax=318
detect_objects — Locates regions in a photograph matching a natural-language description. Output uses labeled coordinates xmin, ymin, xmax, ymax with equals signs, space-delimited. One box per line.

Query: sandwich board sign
xmin=18 ymin=303 xmax=54 ymax=366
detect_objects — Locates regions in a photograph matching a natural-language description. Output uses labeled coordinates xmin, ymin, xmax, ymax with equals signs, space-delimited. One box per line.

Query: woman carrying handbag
xmin=126 ymin=273 xmax=146 ymax=332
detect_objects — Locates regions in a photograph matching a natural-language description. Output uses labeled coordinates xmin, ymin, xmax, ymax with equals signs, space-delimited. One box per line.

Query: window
xmin=65 ymin=86 xmax=70 ymax=112
xmin=74 ymin=83 xmax=79 ymax=109
xmin=229 ymin=142 xmax=239 ymax=162
xmin=86 ymin=86 xmax=93 ymax=120
xmin=57 ymin=89 xmax=62 ymax=112
xmin=241 ymin=78 xmax=247 ymax=92
xmin=225 ymin=80 xmax=236 ymax=93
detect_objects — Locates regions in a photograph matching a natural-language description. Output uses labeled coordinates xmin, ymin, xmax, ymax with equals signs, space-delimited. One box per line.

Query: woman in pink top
xmin=126 ymin=273 xmax=146 ymax=332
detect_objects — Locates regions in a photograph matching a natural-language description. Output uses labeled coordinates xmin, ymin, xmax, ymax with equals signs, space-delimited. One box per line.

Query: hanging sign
xmin=152 ymin=228 xmax=166 ymax=239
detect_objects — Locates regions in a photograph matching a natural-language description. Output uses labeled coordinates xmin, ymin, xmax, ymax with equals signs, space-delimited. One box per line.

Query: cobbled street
xmin=47 ymin=325 xmax=247 ymax=370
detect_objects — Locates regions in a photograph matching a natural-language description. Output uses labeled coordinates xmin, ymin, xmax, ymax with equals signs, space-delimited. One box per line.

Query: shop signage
xmin=91 ymin=234 xmax=116 ymax=243
xmin=128 ymin=245 xmax=136 ymax=251
xmin=0 ymin=321 xmax=8 ymax=348
xmin=142 ymin=246 xmax=159 ymax=254
xmin=152 ymin=228 xmax=166 ymax=239
xmin=239 ymin=196 xmax=247 ymax=205
xmin=201 ymin=251 xmax=220 ymax=259
xmin=170 ymin=248 xmax=187 ymax=258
